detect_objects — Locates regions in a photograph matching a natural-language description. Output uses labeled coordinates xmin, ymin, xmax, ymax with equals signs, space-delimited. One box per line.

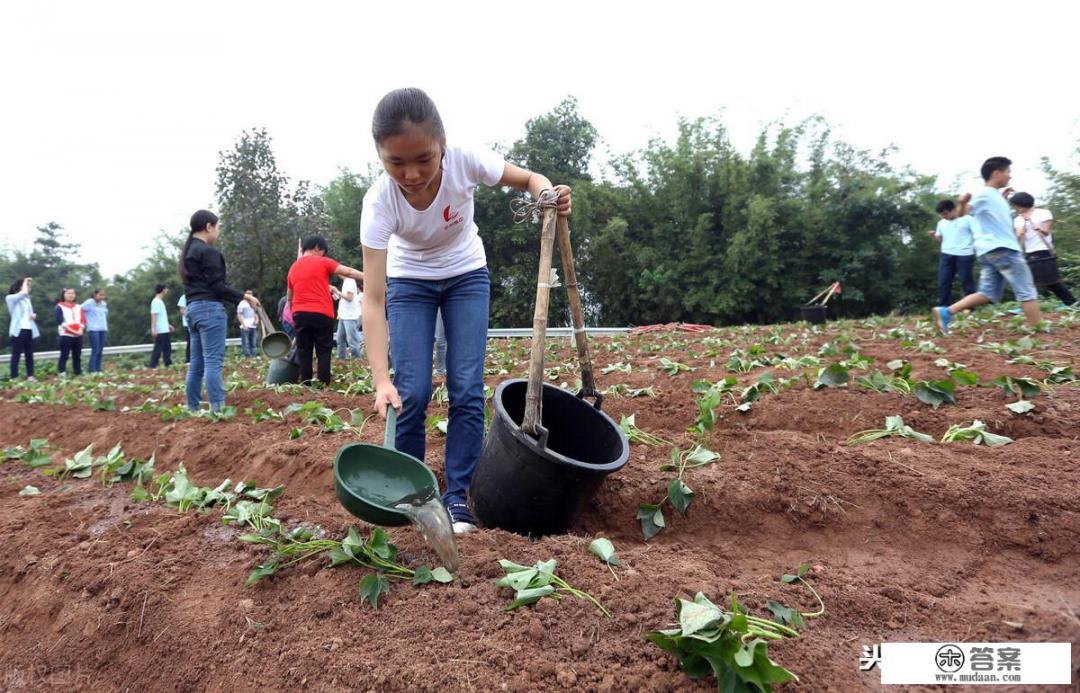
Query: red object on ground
xmin=629 ymin=322 xmax=716 ymax=335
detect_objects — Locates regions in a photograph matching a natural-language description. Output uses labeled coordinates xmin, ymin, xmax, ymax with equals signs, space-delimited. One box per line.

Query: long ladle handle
xmin=522 ymin=206 xmax=559 ymax=436
xmin=556 ymin=215 xmax=601 ymax=408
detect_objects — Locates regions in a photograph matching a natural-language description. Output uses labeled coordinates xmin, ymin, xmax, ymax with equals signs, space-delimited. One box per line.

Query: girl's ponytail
xmin=180 ymin=209 xmax=219 ymax=282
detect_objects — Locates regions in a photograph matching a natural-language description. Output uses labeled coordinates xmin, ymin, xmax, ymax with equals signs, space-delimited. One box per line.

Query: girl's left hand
xmin=553 ymin=185 xmax=572 ymax=217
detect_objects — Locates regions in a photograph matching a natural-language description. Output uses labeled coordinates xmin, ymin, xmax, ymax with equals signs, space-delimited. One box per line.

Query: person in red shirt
xmin=54 ymin=287 xmax=86 ymax=376
xmin=287 ymin=235 xmax=364 ymax=385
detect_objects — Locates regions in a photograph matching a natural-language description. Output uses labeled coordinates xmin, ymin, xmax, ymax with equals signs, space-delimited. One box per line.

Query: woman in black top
xmin=179 ymin=210 xmax=260 ymax=411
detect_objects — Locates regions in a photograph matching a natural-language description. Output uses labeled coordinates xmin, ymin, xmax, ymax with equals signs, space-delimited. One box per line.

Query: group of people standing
xmin=932 ymin=156 xmax=1075 ymax=334
xmin=5 ymin=281 xmax=109 ymax=380
xmin=7 ymin=87 xmax=569 ymax=536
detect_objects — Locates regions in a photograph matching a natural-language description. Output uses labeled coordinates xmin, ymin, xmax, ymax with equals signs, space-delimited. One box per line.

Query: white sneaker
xmin=452 ymin=521 xmax=477 ymax=534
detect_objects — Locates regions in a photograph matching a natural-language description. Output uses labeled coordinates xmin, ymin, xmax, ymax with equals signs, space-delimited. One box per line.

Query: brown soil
xmin=1 ymin=316 xmax=1078 ymax=692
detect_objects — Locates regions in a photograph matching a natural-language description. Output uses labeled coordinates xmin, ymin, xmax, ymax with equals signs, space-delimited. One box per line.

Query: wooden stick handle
xmin=556 ymin=216 xmax=597 ymax=397
xmin=522 ymin=207 xmax=558 ymax=435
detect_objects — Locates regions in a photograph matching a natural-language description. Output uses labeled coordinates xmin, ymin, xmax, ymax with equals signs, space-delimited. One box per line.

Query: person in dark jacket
xmin=179 ymin=210 xmax=260 ymax=411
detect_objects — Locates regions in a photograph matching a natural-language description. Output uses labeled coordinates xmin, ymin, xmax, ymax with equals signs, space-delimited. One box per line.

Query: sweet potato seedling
xmin=495 ymin=558 xmax=610 ymax=617
xmin=638 ymin=445 xmax=719 ymax=540
xmin=846 ymin=416 xmax=934 ymax=446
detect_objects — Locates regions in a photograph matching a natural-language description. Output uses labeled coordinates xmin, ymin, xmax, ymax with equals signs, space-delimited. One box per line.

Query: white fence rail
xmin=0 ymin=327 xmax=631 ymax=364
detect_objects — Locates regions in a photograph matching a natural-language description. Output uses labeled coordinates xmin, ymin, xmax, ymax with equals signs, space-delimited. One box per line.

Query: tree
xmin=321 ymin=168 xmax=373 ymax=270
xmin=479 ymin=97 xmax=601 ymax=327
xmin=215 ymin=128 xmax=324 ymax=323
xmin=105 ymin=234 xmax=186 ymax=346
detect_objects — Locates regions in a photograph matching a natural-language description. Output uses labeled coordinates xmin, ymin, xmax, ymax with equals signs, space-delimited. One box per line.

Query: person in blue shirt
xmin=149 ymin=284 xmax=173 ymax=368
xmin=933 ymin=157 xmax=1042 ymax=334
xmin=929 ymin=200 xmax=975 ymax=307
xmin=6 ymin=277 xmax=39 ymax=380
xmin=81 ymin=288 xmax=109 ymax=373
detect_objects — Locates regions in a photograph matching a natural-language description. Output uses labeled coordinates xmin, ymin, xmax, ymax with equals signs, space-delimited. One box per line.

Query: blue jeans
xmin=977 ymin=248 xmax=1038 ymax=303
xmin=240 ymin=328 xmax=257 ymax=357
xmin=387 ymin=267 xmax=490 ymax=505
xmin=434 ymin=309 xmax=447 ymax=375
xmin=336 ymin=319 xmax=364 ymax=358
xmin=88 ymin=330 xmax=107 ymax=372
xmin=185 ymin=300 xmax=228 ymax=411
xmin=938 ymin=253 xmax=976 ymax=306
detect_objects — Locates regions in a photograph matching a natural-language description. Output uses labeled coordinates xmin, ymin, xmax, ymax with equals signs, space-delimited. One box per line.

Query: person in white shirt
xmin=332 ymin=276 xmax=364 ymax=359
xmin=236 ymin=290 xmax=259 ymax=358
xmin=360 ymin=88 xmax=572 ymax=533
xmin=1010 ymin=192 xmax=1076 ymax=306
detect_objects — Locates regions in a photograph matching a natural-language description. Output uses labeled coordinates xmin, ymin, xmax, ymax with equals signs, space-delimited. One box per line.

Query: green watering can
xmin=333 ymin=408 xmax=440 ymax=526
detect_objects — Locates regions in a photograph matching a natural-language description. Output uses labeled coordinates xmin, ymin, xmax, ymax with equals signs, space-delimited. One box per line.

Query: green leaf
xmin=245 ymin=562 xmax=278 ymax=586
xmin=506 ymin=585 xmax=555 ymax=610
xmin=368 ymin=527 xmax=393 ymax=560
xmin=765 ymin=600 xmax=806 ymax=629
xmin=358 ymin=574 xmax=390 ymax=610
xmin=588 ymin=538 xmax=620 ymax=566
xmin=913 ymin=379 xmax=956 ymax=408
xmin=950 ymin=369 xmax=979 ymax=386
xmin=412 ymin=566 xmax=434 ymax=585
xmin=495 ymin=567 xmax=538 ymax=591
xmin=19 ymin=485 xmax=41 ymax=496
xmin=327 ymin=547 xmax=353 ymax=567
xmin=497 ymin=559 xmax=532 ymax=573
xmin=430 ymin=567 xmax=453 ymax=583
xmin=289 ymin=427 xmax=303 ymax=439
xmin=683 ymin=446 xmax=719 ymax=468
xmin=677 ymin=597 xmax=724 ymax=636
xmin=780 ymin=564 xmax=810 ymax=583
xmin=637 ymin=503 xmax=666 ymax=540
xmin=668 ymin=478 xmax=694 ymax=515
xmin=1006 ymin=400 xmax=1035 ymax=414
xmin=814 ymin=363 xmax=849 ymax=389
xmin=342 ymin=526 xmax=364 ymax=558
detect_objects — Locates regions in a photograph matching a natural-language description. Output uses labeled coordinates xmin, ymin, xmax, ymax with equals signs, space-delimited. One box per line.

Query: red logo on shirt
xmin=442 ymin=205 xmax=464 ymax=230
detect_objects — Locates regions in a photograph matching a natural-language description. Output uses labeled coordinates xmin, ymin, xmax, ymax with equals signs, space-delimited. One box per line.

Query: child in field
xmin=360 ymin=87 xmax=571 ymax=533
xmin=929 ymin=200 xmax=975 ymax=307
xmin=55 ymin=287 xmax=85 ymax=376
xmin=933 ymin=157 xmax=1041 ymax=333
xmin=1009 ymin=192 xmax=1076 ymax=307
xmin=286 ymin=235 xmax=364 ymax=385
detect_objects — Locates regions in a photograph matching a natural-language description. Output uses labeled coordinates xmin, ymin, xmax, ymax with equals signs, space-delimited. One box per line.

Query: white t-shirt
xmin=360 ymin=145 xmax=505 ymax=280
xmin=337 ymin=278 xmax=362 ymax=320
xmin=237 ymin=299 xmax=257 ymax=329
xmin=1014 ymin=208 xmax=1054 ymax=253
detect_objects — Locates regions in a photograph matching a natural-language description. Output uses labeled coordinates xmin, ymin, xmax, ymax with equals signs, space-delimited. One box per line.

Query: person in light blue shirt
xmin=930 ymin=200 xmax=975 ymax=306
xmin=82 ymin=288 xmax=109 ymax=373
xmin=6 ymin=277 xmax=39 ymax=380
xmin=149 ymin=284 xmax=173 ymax=368
xmin=933 ymin=156 xmax=1041 ymax=334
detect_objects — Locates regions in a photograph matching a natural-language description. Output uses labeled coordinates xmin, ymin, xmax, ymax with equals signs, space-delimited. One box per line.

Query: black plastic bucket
xmin=470 ymin=379 xmax=629 ymax=536
xmin=1027 ymin=254 xmax=1061 ymax=286
xmin=801 ymin=304 xmax=828 ymax=324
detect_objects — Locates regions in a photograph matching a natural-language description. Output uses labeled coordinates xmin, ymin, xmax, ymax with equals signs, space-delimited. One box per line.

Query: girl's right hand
xmin=374 ymin=380 xmax=402 ymax=418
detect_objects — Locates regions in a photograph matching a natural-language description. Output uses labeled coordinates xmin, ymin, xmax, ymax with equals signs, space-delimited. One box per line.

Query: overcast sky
xmin=3 ymin=0 xmax=1078 ymax=277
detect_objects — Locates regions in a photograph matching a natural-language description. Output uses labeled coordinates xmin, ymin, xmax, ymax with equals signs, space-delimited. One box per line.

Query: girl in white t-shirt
xmin=361 ymin=88 xmax=571 ymax=533
xmin=1010 ymin=192 xmax=1076 ymax=306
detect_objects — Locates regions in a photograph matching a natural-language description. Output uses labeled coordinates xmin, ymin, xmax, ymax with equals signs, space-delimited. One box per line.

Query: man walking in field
xmin=933 ymin=156 xmax=1042 ymax=334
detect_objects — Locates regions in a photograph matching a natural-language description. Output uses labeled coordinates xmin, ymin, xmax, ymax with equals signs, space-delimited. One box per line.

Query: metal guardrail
xmin=0 ymin=327 xmax=631 ymax=364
